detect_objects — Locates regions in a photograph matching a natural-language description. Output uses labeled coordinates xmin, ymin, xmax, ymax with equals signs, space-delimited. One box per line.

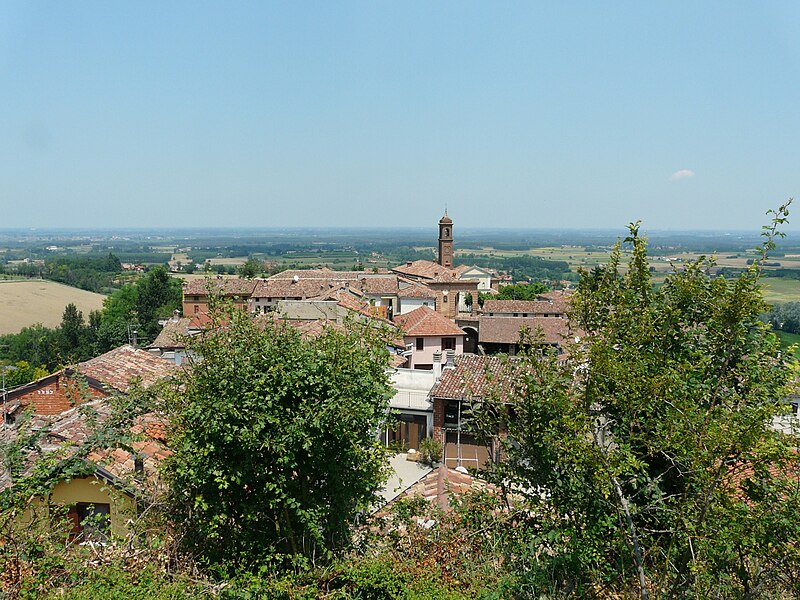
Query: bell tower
xmin=438 ymin=210 xmax=453 ymax=268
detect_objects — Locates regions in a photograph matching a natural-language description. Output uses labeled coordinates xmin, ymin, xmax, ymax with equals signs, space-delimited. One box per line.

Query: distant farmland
xmin=0 ymin=280 xmax=106 ymax=334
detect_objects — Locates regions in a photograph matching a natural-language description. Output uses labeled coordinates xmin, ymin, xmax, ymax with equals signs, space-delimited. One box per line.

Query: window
xmin=193 ymin=305 xmax=199 ymax=314
xmin=68 ymin=502 xmax=110 ymax=541
xmin=441 ymin=337 xmax=456 ymax=351
xmin=384 ymin=414 xmax=428 ymax=450
xmin=443 ymin=294 xmax=448 ymax=303
xmin=416 ymin=337 xmax=424 ymax=351
xmin=444 ymin=400 xmax=467 ymax=427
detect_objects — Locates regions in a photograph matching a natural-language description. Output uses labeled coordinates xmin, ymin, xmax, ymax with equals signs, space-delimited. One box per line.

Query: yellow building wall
xmin=51 ymin=476 xmax=136 ymax=538
xmin=15 ymin=476 xmax=137 ymax=539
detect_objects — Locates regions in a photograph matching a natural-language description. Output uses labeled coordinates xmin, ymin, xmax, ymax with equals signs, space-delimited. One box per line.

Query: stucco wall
xmin=17 ymin=476 xmax=136 ymax=540
xmin=404 ymin=335 xmax=464 ymax=369
xmin=51 ymin=476 xmax=136 ymax=538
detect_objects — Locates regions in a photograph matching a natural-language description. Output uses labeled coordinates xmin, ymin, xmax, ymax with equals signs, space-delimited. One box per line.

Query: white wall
xmin=398 ymin=297 xmax=436 ymax=314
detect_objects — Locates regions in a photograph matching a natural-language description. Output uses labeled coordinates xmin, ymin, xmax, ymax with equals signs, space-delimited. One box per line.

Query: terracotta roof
xmin=150 ymin=316 xmax=195 ymax=349
xmin=252 ymin=277 xmax=336 ymax=299
xmin=394 ymin=306 xmax=465 ymax=337
xmin=90 ymin=412 xmax=171 ymax=482
xmin=431 ymin=354 xmax=523 ymax=402
xmin=79 ymin=345 xmax=179 ymax=393
xmin=254 ymin=271 xmax=401 ymax=299
xmin=182 ymin=277 xmax=258 ymax=296
xmin=392 ymin=260 xmax=461 ymax=281
xmin=359 ymin=276 xmax=399 ymax=295
xmin=482 ymin=298 xmax=568 ymax=316
xmin=270 ymin=269 xmax=361 ymax=280
xmin=395 ymin=464 xmax=498 ymax=511
xmin=0 ymin=400 xmax=169 ymax=493
xmin=478 ymin=316 xmax=572 ymax=345
xmin=724 ymin=455 xmax=800 ymax=504
xmin=397 ymin=279 xmax=437 ymax=299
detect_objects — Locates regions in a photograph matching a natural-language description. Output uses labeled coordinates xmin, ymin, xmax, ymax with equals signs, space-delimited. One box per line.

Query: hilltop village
xmin=0 ymin=211 xmax=574 ymax=538
xmin=1 ymin=209 xmax=799 ymax=598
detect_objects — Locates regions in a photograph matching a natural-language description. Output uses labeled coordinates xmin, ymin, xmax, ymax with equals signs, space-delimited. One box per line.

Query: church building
xmin=391 ymin=211 xmax=479 ymax=319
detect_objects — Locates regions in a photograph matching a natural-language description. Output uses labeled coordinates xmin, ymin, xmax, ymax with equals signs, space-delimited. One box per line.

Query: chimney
xmin=172 ymin=309 xmax=180 ymax=322
xmin=433 ymin=351 xmax=442 ymax=379
xmin=445 ymin=349 xmax=455 ymax=369
xmin=406 ymin=261 xmax=413 ymax=267
xmin=131 ymin=330 xmax=138 ymax=349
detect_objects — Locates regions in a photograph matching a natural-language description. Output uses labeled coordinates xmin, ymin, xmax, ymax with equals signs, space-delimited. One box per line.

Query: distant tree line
xmin=0 ymin=266 xmax=182 ymax=382
xmin=4 ymin=252 xmax=123 ymax=293
xmin=456 ymin=253 xmax=573 ymax=282
xmin=762 ymin=301 xmax=800 ymax=335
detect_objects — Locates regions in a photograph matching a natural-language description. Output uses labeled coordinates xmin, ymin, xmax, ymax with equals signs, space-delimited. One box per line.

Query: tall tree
xmin=165 ymin=307 xmax=393 ymax=571
xmin=134 ymin=266 xmax=182 ymax=341
xmin=496 ymin=281 xmax=549 ymax=300
xmin=479 ymin=203 xmax=800 ymax=597
xmin=59 ymin=303 xmax=88 ymax=362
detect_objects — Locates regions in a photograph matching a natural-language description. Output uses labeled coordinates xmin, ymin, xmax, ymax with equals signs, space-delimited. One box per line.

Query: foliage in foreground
xmin=10 ymin=488 xmax=529 ymax=600
xmin=164 ymin=306 xmax=395 ymax=571
xmin=475 ymin=203 xmax=800 ymax=597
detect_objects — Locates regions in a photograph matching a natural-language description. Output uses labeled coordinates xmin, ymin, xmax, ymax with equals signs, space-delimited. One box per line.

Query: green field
xmin=776 ymin=330 xmax=800 ymax=360
xmin=759 ymin=277 xmax=800 ymax=304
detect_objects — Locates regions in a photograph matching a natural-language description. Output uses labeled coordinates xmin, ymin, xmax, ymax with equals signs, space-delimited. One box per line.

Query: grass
xmin=776 ymin=330 xmax=800 ymax=360
xmin=759 ymin=277 xmax=800 ymax=304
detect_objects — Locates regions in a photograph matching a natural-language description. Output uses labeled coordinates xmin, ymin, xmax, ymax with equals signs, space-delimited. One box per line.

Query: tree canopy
xmin=164 ymin=307 xmax=394 ymax=571
xmin=477 ymin=204 xmax=800 ymax=597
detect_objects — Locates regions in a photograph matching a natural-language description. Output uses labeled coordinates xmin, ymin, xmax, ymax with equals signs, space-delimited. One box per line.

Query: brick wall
xmin=15 ymin=376 xmax=107 ymax=416
xmin=432 ymin=397 xmax=445 ymax=443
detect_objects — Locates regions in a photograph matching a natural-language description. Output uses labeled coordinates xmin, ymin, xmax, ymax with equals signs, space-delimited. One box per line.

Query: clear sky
xmin=1 ymin=2 xmax=799 ymax=230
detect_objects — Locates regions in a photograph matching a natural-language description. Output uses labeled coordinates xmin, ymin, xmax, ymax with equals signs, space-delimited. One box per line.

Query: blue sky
xmin=1 ymin=2 xmax=799 ymax=230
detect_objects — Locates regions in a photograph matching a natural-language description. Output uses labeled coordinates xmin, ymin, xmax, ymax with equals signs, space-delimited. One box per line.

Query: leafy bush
xmin=417 ymin=437 xmax=442 ymax=466
xmin=165 ymin=306 xmax=395 ymax=571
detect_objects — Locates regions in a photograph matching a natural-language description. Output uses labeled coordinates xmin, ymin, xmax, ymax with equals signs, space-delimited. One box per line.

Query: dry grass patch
xmin=0 ymin=280 xmax=106 ymax=334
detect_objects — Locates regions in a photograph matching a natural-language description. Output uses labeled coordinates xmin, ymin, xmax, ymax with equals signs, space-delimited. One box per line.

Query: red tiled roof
xmin=397 ymin=279 xmax=436 ymax=299
xmin=252 ymin=277 xmax=332 ymax=299
xmin=79 ymin=345 xmax=179 ymax=393
xmin=392 ymin=260 xmax=461 ymax=281
xmin=394 ymin=306 xmax=465 ymax=337
xmin=253 ymin=273 xmax=399 ymax=300
xmin=396 ymin=464 xmax=499 ymax=511
xmin=725 ymin=455 xmax=800 ymax=503
xmin=478 ymin=316 xmax=572 ymax=345
xmin=0 ymin=400 xmax=170 ymax=493
xmin=360 ymin=276 xmax=399 ymax=295
xmin=150 ymin=316 xmax=195 ymax=349
xmin=431 ymin=354 xmax=523 ymax=402
xmin=482 ymin=298 xmax=568 ymax=315
xmin=182 ymin=277 xmax=258 ymax=296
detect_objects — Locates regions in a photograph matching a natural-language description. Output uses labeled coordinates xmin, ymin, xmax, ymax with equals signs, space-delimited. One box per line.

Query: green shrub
xmin=417 ymin=437 xmax=442 ymax=466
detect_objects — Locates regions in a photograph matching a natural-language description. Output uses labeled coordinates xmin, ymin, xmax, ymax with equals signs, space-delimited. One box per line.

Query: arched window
xmin=444 ymin=228 xmax=450 ymax=237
